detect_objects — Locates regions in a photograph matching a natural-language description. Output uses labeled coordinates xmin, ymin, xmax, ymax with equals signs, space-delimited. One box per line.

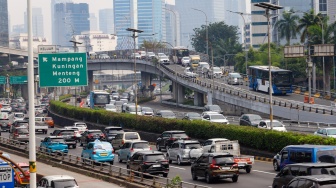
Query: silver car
xmin=167 ymin=140 xmax=203 ymax=165
xmin=117 ymin=140 xmax=151 ymax=162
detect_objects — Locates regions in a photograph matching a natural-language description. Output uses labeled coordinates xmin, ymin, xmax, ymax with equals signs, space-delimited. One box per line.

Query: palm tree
xmin=274 ymin=10 xmax=299 ymax=45
xmin=297 ymin=9 xmax=323 ymax=43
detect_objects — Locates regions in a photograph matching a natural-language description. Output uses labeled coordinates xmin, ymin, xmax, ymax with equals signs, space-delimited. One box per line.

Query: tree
xmin=297 ymin=9 xmax=322 ymax=43
xmin=274 ymin=10 xmax=299 ymax=45
xmin=191 ymin=21 xmax=242 ymax=66
xmin=139 ymin=40 xmax=166 ymax=52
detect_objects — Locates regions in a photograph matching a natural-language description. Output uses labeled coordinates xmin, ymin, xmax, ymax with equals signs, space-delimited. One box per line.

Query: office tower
xmin=24 ymin=8 xmax=44 ymax=37
xmin=314 ymin=0 xmax=336 ymax=24
xmin=165 ymin=4 xmax=180 ymax=47
xmin=175 ymin=0 xmax=225 ymax=49
xmin=12 ymin=24 xmax=25 ymax=36
xmin=99 ymin=9 xmax=114 ymax=34
xmin=0 ymin=0 xmax=9 ymax=47
xmin=113 ymin=0 xmax=165 ymax=49
xmin=52 ymin=2 xmax=90 ymax=47
xmin=90 ymin=13 xmax=98 ymax=31
xmin=51 ymin=0 xmax=72 ymax=44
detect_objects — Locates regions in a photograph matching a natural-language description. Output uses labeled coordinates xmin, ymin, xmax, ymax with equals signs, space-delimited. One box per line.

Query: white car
xmin=181 ymin=57 xmax=190 ymax=67
xmin=37 ymin=175 xmax=79 ymax=188
xmin=35 ymin=107 xmax=44 ymax=114
xmin=202 ymin=112 xmax=229 ymax=124
xmin=146 ymin=52 xmax=155 ymax=59
xmin=98 ymin=53 xmax=110 ymax=59
xmin=1 ymin=104 xmax=12 ymax=112
xmin=105 ymin=104 xmax=117 ymax=112
xmin=257 ymin=120 xmax=287 ymax=132
xmin=130 ymin=53 xmax=141 ymax=59
xmin=314 ymin=128 xmax=336 ymax=138
xmin=159 ymin=56 xmax=170 ymax=65
xmin=156 ymin=53 xmax=166 ymax=59
xmin=202 ymin=138 xmax=229 ymax=153
xmin=208 ymin=67 xmax=223 ymax=78
xmin=13 ymin=112 xmax=25 ymax=122
xmin=184 ymin=67 xmax=197 ymax=78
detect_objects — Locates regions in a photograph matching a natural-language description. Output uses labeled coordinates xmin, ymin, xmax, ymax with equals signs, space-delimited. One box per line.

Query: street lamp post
xmin=126 ymin=28 xmax=144 ymax=115
xmin=255 ymin=2 xmax=283 ymax=130
xmin=69 ymin=39 xmax=83 ymax=107
xmin=227 ymin=10 xmax=248 ymax=75
xmin=192 ymin=8 xmax=208 ymax=57
xmin=316 ymin=16 xmax=325 ymax=94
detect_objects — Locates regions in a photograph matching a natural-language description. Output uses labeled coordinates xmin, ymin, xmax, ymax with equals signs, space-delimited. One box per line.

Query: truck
xmin=189 ymin=55 xmax=201 ymax=68
xmin=204 ymin=140 xmax=254 ymax=173
xmin=64 ymin=122 xmax=87 ymax=134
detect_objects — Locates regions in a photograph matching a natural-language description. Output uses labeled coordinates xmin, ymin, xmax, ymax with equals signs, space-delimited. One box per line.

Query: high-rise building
xmin=51 ymin=0 xmax=72 ymax=44
xmin=0 ymin=0 xmax=9 ymax=47
xmin=73 ymin=31 xmax=117 ymax=52
xmin=164 ymin=4 xmax=180 ymax=47
xmin=52 ymin=2 xmax=90 ymax=47
xmin=99 ymin=9 xmax=114 ymax=35
xmin=113 ymin=0 xmax=165 ymax=49
xmin=89 ymin=13 xmax=98 ymax=31
xmin=175 ymin=0 xmax=226 ymax=49
xmin=12 ymin=24 xmax=25 ymax=36
xmin=314 ymin=0 xmax=336 ymax=24
xmin=24 ymin=8 xmax=44 ymax=37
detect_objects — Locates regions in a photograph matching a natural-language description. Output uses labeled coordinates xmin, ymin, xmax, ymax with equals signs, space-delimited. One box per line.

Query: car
xmin=203 ymin=105 xmax=223 ymax=114
xmin=146 ymin=52 xmax=155 ymax=59
xmin=202 ymin=138 xmax=229 ymax=153
xmin=156 ymin=130 xmax=190 ymax=151
xmin=11 ymin=120 xmax=29 ymax=133
xmin=167 ymin=140 xmax=203 ymax=165
xmin=282 ymin=175 xmax=336 ymax=188
xmin=44 ymin=117 xmax=54 ymax=128
xmin=111 ymin=132 xmax=141 ymax=150
xmin=181 ymin=56 xmax=191 ymax=67
xmin=110 ymin=93 xmax=120 ymax=100
xmin=314 ymin=128 xmax=336 ymax=138
xmin=10 ymin=103 xmax=19 ymax=112
xmin=9 ymin=127 xmax=29 ymax=142
xmin=141 ymin=107 xmax=154 ymax=116
xmin=272 ymin=163 xmax=336 ymax=188
xmin=39 ymin=136 xmax=68 ymax=154
xmin=79 ymin=129 xmax=105 ymax=146
xmin=118 ymin=140 xmax=151 ymax=162
xmin=239 ymin=114 xmax=263 ymax=127
xmin=184 ymin=67 xmax=197 ymax=78
xmin=121 ymin=103 xmax=135 ymax=113
xmin=16 ymin=105 xmax=27 ymax=113
xmin=0 ymin=112 xmax=11 ymax=132
xmin=202 ymin=113 xmax=229 ymax=124
xmin=156 ymin=53 xmax=166 ymax=59
xmin=98 ymin=53 xmax=110 ymax=59
xmin=37 ymin=175 xmax=79 ymax=188
xmin=258 ymin=119 xmax=287 ymax=132
xmin=155 ymin=110 xmax=176 ymax=119
xmin=125 ymin=105 xmax=142 ymax=114
xmin=14 ymin=162 xmax=30 ymax=187
xmin=227 ymin=72 xmax=243 ymax=85
xmin=51 ymin=129 xmax=77 ymax=149
xmin=120 ymin=92 xmax=130 ymax=100
xmin=102 ymin=126 xmax=124 ymax=142
xmin=105 ymin=104 xmax=117 ymax=112
xmin=1 ymin=104 xmax=12 ymax=112
xmin=191 ymin=152 xmax=239 ymax=183
xmin=126 ymin=151 xmax=169 ymax=177
xmin=207 ymin=66 xmax=223 ymax=79
xmin=138 ymin=51 xmax=146 ymax=59
xmin=81 ymin=139 xmax=115 ymax=164
xmin=130 ymin=53 xmax=141 ymax=59
xmin=183 ymin=112 xmax=202 ymax=121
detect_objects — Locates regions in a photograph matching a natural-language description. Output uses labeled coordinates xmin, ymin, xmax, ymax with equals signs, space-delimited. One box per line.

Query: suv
xmin=239 ymin=114 xmax=262 ymax=127
xmin=283 ymin=175 xmax=336 ymax=188
xmin=272 ymin=163 xmax=336 ymax=188
xmin=156 ymin=130 xmax=190 ymax=151
xmin=102 ymin=126 xmax=124 ymax=142
xmin=11 ymin=120 xmax=29 ymax=133
xmin=191 ymin=153 xmax=239 ymax=184
xmin=126 ymin=151 xmax=169 ymax=177
xmin=79 ymin=130 xmax=105 ymax=146
xmin=117 ymin=140 xmax=151 ymax=163
xmin=167 ymin=140 xmax=203 ymax=165
xmin=111 ymin=132 xmax=141 ymax=150
xmin=9 ymin=127 xmax=29 ymax=142
xmin=37 ymin=175 xmax=78 ymax=188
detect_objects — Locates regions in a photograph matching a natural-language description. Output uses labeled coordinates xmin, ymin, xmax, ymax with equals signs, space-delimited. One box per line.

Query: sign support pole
xmin=27 ymin=0 xmax=37 ymax=187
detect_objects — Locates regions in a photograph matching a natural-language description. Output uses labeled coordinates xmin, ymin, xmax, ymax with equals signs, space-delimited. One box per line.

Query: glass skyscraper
xmin=99 ymin=9 xmax=114 ymax=35
xmin=0 ymin=0 xmax=9 ymax=47
xmin=24 ymin=8 xmax=44 ymax=37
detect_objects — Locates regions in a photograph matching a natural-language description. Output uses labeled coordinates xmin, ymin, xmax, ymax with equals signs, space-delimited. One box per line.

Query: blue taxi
xmin=81 ymin=139 xmax=115 ymax=164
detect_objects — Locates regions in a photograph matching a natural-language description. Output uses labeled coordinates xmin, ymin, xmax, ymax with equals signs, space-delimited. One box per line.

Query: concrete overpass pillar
xmin=177 ymin=84 xmax=185 ymax=104
xmin=172 ymin=81 xmax=177 ymax=101
xmin=207 ymin=91 xmax=213 ymax=105
xmin=194 ymin=91 xmax=204 ymax=106
xmin=88 ymin=70 xmax=93 ymax=92
xmin=141 ymin=72 xmax=151 ymax=97
xmin=21 ymin=84 xmax=28 ymax=100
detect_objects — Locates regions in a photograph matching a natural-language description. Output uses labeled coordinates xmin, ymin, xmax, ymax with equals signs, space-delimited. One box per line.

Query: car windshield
xmin=94 ymin=143 xmax=112 ymax=150
xmin=249 ymin=115 xmax=262 ymax=121
xmin=75 ymin=124 xmax=86 ymax=127
xmin=317 ymin=150 xmax=336 ymax=163
xmin=17 ymin=129 xmax=28 ymax=134
xmin=310 ymin=166 xmax=336 ymax=176
xmin=230 ymin=73 xmax=241 ymax=78
xmin=184 ymin=143 xmax=201 ymax=149
xmin=183 ymin=57 xmax=190 ymax=60
xmin=52 ymin=180 xmax=78 ymax=188
xmin=145 ymin=154 xmax=165 ymax=161
xmin=172 ymin=133 xmax=188 ymax=138
xmin=107 ymin=130 xmax=123 ymax=134
xmin=16 ymin=123 xmax=28 ymax=127
xmin=266 ymin=121 xmax=283 ymax=127
xmin=327 ymin=129 xmax=336 ymax=135
xmin=125 ymin=133 xmax=139 ymax=140
xmin=161 ymin=111 xmax=175 ymax=117
xmin=50 ymin=138 xmax=65 ymax=143
xmin=90 ymin=131 xmax=102 ymax=134
xmin=209 ymin=105 xmax=221 ymax=111
xmin=148 ymin=52 xmax=155 ymax=55
xmin=211 ymin=114 xmax=225 ymax=120
xmin=15 ymin=166 xmax=29 ymax=172
xmin=61 ymin=131 xmax=74 ymax=135
xmin=133 ymin=142 xmax=150 ymax=149
xmin=115 ymin=101 xmax=124 ymax=105
xmin=213 ymin=156 xmax=234 ymax=164
xmin=15 ymin=114 xmax=25 ymax=118
xmin=142 ymin=107 xmax=153 ymax=112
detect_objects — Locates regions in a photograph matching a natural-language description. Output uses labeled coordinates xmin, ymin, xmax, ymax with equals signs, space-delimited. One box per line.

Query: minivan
xmin=273 ymin=145 xmax=336 ymax=171
xmin=111 ymin=132 xmax=141 ymax=150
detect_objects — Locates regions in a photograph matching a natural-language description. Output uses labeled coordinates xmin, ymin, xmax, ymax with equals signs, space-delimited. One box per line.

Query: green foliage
xmin=59 ymin=94 xmax=72 ymax=101
xmin=166 ymin=176 xmax=182 ymax=188
xmin=50 ymin=101 xmax=336 ymax=153
xmin=140 ymin=40 xmax=166 ymax=51
xmin=274 ymin=10 xmax=300 ymax=45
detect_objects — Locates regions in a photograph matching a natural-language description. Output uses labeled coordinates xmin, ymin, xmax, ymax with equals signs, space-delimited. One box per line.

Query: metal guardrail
xmin=0 ymin=137 xmax=209 ymax=188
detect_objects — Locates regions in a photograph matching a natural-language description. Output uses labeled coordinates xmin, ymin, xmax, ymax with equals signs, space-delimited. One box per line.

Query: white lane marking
xmin=169 ymin=166 xmax=186 ymax=170
xmin=253 ymin=170 xmax=277 ymax=175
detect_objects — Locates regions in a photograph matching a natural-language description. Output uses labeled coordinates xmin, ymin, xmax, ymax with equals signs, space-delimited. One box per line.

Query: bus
xmin=89 ymin=90 xmax=110 ymax=109
xmin=248 ymin=66 xmax=293 ymax=95
xmin=171 ymin=46 xmax=189 ymax=64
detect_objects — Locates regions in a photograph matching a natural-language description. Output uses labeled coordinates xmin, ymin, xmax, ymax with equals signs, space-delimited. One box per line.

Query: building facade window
xmin=319 ymin=0 xmax=327 ymax=12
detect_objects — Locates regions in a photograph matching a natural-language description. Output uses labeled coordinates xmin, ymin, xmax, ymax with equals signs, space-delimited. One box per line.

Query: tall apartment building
xmin=0 ymin=0 xmax=9 ymax=47
xmin=24 ymin=8 xmax=44 ymax=37
xmin=99 ymin=9 xmax=114 ymax=35
xmin=113 ymin=0 xmax=165 ymax=50
xmin=52 ymin=2 xmax=90 ymax=47
xmin=314 ymin=0 xmax=336 ymax=24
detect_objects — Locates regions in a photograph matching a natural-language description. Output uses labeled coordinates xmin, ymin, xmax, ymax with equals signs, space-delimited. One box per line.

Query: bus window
xmin=317 ymin=150 xmax=336 ymax=163
xmin=290 ymin=151 xmax=312 ymax=163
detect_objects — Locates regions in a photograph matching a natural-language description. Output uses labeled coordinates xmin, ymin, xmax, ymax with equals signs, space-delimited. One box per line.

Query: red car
xmin=14 ymin=162 xmax=30 ymax=187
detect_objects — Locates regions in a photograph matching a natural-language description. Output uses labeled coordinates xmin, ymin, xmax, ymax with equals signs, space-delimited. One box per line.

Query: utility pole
xmin=69 ymin=39 xmax=82 ymax=107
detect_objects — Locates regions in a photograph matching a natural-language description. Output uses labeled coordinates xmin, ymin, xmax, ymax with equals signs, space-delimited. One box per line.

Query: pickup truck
xmin=203 ymin=139 xmax=254 ymax=173
xmin=64 ymin=122 xmax=87 ymax=133
xmin=35 ymin=122 xmax=48 ymax=134
xmin=39 ymin=136 xmax=68 ymax=154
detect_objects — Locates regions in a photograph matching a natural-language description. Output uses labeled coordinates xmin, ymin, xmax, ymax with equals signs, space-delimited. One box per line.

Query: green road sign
xmin=38 ymin=53 xmax=88 ymax=87
xmin=10 ymin=76 xmax=27 ymax=84
xmin=0 ymin=76 xmax=6 ymax=84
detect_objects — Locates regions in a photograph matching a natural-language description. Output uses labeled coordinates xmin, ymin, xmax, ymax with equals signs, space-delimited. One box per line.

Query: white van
xmin=111 ymin=132 xmax=141 ymax=150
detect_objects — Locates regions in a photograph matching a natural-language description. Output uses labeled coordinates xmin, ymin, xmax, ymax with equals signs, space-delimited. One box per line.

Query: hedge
xmin=49 ymin=100 xmax=336 ymax=153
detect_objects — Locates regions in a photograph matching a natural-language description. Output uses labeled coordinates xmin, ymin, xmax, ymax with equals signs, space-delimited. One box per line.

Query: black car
xmin=50 ymin=129 xmax=77 ymax=148
xmin=102 ymin=126 xmax=124 ymax=142
xmin=283 ymin=175 xmax=336 ymax=188
xmin=126 ymin=151 xmax=169 ymax=177
xmin=80 ymin=130 xmax=105 ymax=146
xmin=272 ymin=163 xmax=336 ymax=188
xmin=191 ymin=153 xmax=239 ymax=184
xmin=239 ymin=114 xmax=262 ymax=127
xmin=156 ymin=130 xmax=190 ymax=151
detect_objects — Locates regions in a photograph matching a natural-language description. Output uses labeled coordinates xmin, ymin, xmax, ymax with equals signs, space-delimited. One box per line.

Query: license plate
xmin=282 ymin=91 xmax=286 ymax=94
xmin=219 ymin=174 xmax=232 ymax=178
xmin=221 ymin=167 xmax=230 ymax=170
xmin=100 ymin=153 xmax=107 ymax=156
xmin=152 ymin=164 xmax=161 ymax=168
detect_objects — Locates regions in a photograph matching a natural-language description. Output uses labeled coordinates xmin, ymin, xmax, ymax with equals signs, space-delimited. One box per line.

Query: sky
xmin=8 ymin=0 xmax=113 ymax=42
